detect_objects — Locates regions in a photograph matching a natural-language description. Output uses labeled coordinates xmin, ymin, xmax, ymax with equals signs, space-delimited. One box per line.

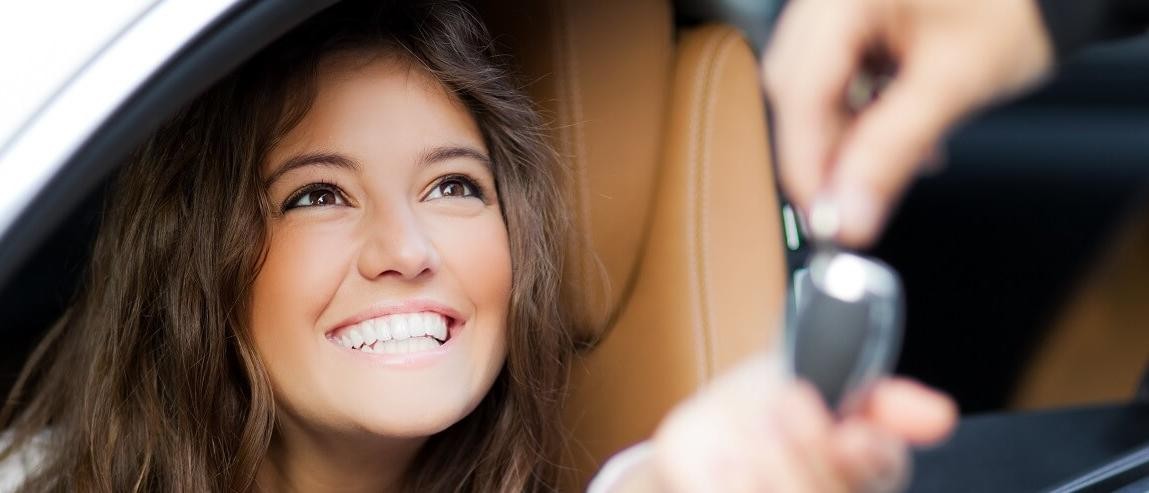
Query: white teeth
xmin=335 ymin=312 xmax=451 ymax=353
xmin=360 ymin=323 xmax=377 ymax=344
xmin=383 ymin=340 xmax=400 ymax=353
xmin=362 ymin=336 xmax=441 ymax=354
xmin=391 ymin=316 xmax=410 ymax=340
xmin=409 ymin=316 xmax=426 ymax=338
xmin=427 ymin=314 xmax=447 ymax=341
xmin=374 ymin=318 xmax=392 ymax=342
xmin=410 ymin=337 xmax=438 ymax=352
xmin=374 ymin=333 xmax=436 ymax=353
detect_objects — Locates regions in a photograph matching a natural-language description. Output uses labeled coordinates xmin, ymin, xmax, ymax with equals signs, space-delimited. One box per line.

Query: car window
xmin=0 ymin=0 xmax=241 ymax=270
xmin=0 ymin=1 xmax=155 ymax=147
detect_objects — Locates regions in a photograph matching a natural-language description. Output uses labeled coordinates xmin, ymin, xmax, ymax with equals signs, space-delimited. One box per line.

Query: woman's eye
xmin=284 ymin=185 xmax=346 ymax=210
xmin=426 ymin=176 xmax=482 ymax=200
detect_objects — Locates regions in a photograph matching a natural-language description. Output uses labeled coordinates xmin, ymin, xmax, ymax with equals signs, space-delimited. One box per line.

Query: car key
xmin=784 ymin=201 xmax=904 ymax=413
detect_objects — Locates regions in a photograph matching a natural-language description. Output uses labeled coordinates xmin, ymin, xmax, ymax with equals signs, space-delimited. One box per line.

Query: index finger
xmin=763 ymin=0 xmax=876 ymax=212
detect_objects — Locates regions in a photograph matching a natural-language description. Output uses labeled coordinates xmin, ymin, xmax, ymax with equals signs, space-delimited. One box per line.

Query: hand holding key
xmin=615 ymin=198 xmax=953 ymax=492
xmin=641 ymin=354 xmax=955 ymax=492
xmin=763 ymin=0 xmax=1054 ymax=247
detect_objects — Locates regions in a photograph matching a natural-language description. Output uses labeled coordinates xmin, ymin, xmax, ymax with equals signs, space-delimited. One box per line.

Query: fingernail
xmin=808 ymin=195 xmax=840 ymax=242
xmin=833 ymin=185 xmax=883 ymax=246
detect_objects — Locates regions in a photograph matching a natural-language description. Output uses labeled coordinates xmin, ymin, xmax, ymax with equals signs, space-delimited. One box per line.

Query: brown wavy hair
xmin=0 ymin=1 xmax=576 ymax=491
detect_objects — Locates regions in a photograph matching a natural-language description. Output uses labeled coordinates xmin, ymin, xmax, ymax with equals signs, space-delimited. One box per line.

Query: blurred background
xmin=876 ymin=37 xmax=1149 ymax=414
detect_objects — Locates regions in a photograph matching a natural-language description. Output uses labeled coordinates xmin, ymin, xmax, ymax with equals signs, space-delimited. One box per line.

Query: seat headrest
xmin=475 ymin=0 xmax=674 ymax=337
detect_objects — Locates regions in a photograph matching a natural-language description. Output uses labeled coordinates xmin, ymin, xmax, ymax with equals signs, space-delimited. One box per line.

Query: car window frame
xmin=0 ymin=0 xmax=336 ymax=292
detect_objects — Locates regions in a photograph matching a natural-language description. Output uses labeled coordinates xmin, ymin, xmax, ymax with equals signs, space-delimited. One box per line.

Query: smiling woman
xmin=0 ymin=1 xmax=575 ymax=491
xmin=252 ymin=49 xmax=523 ymax=490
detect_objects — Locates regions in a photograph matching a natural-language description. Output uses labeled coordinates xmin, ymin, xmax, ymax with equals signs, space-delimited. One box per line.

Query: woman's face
xmin=250 ymin=54 xmax=511 ymax=441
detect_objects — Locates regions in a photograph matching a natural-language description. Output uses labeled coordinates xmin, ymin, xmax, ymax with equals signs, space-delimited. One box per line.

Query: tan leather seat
xmin=475 ymin=0 xmax=788 ymax=488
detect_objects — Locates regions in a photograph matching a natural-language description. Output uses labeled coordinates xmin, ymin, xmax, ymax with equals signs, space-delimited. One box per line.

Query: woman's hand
xmin=604 ymin=353 xmax=957 ymax=492
xmin=763 ymin=0 xmax=1054 ymax=247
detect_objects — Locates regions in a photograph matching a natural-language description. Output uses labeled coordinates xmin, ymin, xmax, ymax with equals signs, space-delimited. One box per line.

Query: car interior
xmin=1 ymin=0 xmax=1147 ymax=491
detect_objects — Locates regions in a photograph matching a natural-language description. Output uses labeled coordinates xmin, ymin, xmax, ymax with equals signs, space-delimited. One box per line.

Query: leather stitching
xmin=686 ymin=28 xmax=729 ymax=382
xmin=694 ymin=28 xmax=742 ymax=379
xmin=556 ymin=0 xmax=596 ymax=303
xmin=703 ymin=33 xmax=741 ymax=376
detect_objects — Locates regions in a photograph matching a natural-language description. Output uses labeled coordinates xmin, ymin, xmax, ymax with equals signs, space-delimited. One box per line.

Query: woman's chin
xmin=357 ymin=411 xmax=461 ymax=438
xmin=336 ymin=393 xmax=483 ymax=439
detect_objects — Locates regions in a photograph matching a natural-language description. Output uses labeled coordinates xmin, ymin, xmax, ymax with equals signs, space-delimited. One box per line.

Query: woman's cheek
xmin=437 ymin=212 xmax=512 ymax=309
xmin=252 ymin=222 xmax=358 ymax=339
xmin=427 ymin=209 xmax=512 ymax=377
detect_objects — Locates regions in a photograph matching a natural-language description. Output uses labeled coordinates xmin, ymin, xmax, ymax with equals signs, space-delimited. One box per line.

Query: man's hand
xmin=602 ymin=353 xmax=957 ymax=492
xmin=764 ymin=0 xmax=1054 ymax=246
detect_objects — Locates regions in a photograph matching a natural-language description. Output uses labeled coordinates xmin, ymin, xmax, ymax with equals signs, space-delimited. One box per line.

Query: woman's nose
xmin=356 ymin=208 xmax=440 ymax=281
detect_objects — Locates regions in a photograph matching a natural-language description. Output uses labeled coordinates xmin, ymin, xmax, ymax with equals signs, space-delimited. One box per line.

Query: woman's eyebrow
xmin=264 ymin=146 xmax=489 ymax=188
xmin=264 ymin=151 xmax=361 ymax=188
xmin=419 ymin=145 xmax=492 ymax=169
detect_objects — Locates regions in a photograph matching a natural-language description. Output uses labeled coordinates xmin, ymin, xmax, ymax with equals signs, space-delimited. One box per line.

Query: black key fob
xmin=785 ymin=250 xmax=904 ymax=413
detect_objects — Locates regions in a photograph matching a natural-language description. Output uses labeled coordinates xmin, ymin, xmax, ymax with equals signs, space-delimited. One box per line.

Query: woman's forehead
xmin=265 ymin=52 xmax=485 ymax=176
